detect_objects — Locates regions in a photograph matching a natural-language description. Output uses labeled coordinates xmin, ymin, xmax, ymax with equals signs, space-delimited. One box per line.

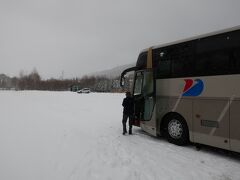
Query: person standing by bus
xmin=122 ymin=91 xmax=134 ymax=135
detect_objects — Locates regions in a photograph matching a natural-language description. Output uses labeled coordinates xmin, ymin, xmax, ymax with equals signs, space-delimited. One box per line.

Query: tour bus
xmin=120 ymin=26 xmax=240 ymax=152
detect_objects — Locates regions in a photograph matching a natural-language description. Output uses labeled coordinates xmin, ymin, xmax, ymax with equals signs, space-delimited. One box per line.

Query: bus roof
xmin=140 ymin=25 xmax=240 ymax=53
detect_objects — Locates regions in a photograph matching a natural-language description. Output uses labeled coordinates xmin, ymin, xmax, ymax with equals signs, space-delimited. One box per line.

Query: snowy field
xmin=1 ymin=91 xmax=240 ymax=180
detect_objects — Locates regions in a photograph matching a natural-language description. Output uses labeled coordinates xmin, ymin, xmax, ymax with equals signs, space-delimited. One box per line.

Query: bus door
xmin=133 ymin=70 xmax=156 ymax=135
xmin=132 ymin=71 xmax=144 ymax=125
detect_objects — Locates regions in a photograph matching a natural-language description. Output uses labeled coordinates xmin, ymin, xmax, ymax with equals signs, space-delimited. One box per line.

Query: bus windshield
xmin=133 ymin=71 xmax=143 ymax=96
xmin=133 ymin=71 xmax=153 ymax=96
xmin=143 ymin=71 xmax=153 ymax=96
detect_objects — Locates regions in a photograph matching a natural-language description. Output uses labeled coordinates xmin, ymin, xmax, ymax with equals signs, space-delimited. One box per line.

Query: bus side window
xmin=196 ymin=31 xmax=240 ymax=76
xmin=172 ymin=43 xmax=194 ymax=78
xmin=154 ymin=50 xmax=171 ymax=79
xmin=230 ymin=48 xmax=240 ymax=74
xmin=196 ymin=34 xmax=231 ymax=76
xmin=196 ymin=50 xmax=229 ymax=76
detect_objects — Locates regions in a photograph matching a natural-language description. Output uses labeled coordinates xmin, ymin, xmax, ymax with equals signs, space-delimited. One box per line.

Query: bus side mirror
xmin=120 ymin=66 xmax=136 ymax=87
xmin=120 ymin=76 xmax=125 ymax=87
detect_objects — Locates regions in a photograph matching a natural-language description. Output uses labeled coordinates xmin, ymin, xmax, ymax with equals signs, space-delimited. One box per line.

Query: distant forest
xmin=0 ymin=69 xmax=132 ymax=92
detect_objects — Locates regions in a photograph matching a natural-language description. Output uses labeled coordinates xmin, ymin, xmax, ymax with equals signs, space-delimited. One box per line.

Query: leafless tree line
xmin=0 ymin=69 xmax=132 ymax=92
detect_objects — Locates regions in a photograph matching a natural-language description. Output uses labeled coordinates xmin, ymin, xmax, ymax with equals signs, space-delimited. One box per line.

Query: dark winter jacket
xmin=122 ymin=97 xmax=134 ymax=115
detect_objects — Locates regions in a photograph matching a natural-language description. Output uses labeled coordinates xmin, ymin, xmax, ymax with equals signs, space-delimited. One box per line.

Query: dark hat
xmin=126 ymin=91 xmax=131 ymax=96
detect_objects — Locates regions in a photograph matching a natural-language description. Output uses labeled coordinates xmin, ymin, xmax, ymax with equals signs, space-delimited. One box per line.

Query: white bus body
xmin=121 ymin=26 xmax=240 ymax=152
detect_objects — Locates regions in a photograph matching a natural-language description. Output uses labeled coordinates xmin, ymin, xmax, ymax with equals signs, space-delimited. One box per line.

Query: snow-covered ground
xmin=1 ymin=91 xmax=240 ymax=180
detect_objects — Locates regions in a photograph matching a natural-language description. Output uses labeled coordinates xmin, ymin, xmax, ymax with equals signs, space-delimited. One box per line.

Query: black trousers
xmin=122 ymin=114 xmax=133 ymax=133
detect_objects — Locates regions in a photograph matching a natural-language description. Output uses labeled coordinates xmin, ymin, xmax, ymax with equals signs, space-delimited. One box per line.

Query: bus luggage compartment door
xmin=193 ymin=99 xmax=230 ymax=150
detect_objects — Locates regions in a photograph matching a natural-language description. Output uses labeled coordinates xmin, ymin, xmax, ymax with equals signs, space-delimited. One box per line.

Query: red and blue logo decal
xmin=182 ymin=79 xmax=204 ymax=96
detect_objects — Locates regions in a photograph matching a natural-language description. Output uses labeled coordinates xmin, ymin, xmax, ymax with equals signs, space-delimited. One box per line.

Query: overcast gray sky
xmin=0 ymin=0 xmax=240 ymax=79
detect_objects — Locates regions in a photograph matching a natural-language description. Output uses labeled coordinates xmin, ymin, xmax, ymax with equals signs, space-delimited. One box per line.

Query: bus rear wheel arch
xmin=161 ymin=113 xmax=189 ymax=146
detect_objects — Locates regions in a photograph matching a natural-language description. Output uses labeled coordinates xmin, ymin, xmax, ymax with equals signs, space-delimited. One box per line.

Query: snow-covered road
xmin=1 ymin=91 xmax=240 ymax=180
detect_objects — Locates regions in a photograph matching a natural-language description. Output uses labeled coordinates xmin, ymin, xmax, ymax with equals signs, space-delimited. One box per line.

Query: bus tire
xmin=165 ymin=114 xmax=189 ymax=146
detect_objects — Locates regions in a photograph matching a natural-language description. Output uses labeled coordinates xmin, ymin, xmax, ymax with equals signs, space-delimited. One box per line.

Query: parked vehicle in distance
xmin=77 ymin=88 xmax=91 ymax=94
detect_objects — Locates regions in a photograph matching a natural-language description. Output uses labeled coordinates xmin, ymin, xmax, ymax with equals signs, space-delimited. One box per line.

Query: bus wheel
xmin=166 ymin=114 xmax=189 ymax=146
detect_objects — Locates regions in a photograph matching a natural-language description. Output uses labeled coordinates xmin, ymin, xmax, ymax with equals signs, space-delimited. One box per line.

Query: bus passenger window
xmin=230 ymin=49 xmax=240 ymax=74
xmin=196 ymin=50 xmax=229 ymax=76
xmin=154 ymin=50 xmax=171 ymax=78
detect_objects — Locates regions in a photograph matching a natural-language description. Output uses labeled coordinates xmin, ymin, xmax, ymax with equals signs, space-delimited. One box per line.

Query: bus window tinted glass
xmin=230 ymin=48 xmax=240 ymax=73
xmin=172 ymin=43 xmax=194 ymax=77
xmin=196 ymin=51 xmax=229 ymax=76
xmin=154 ymin=29 xmax=240 ymax=78
xmin=195 ymin=31 xmax=240 ymax=76
xmin=154 ymin=50 xmax=171 ymax=78
xmin=154 ymin=42 xmax=194 ymax=78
